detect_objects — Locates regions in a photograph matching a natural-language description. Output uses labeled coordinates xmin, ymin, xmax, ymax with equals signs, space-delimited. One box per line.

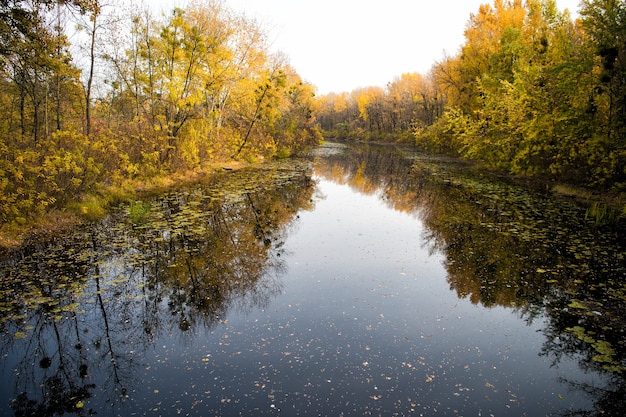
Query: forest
xmin=0 ymin=0 xmax=322 ymax=243
xmin=317 ymin=0 xmax=626 ymax=192
xmin=1 ymin=0 xmax=625 ymax=244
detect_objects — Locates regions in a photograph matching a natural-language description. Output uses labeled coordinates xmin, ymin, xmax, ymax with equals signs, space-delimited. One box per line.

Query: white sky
xmin=150 ymin=0 xmax=581 ymax=95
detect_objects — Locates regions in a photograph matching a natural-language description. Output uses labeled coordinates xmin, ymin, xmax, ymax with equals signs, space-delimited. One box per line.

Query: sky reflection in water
xmin=0 ymin=143 xmax=620 ymax=416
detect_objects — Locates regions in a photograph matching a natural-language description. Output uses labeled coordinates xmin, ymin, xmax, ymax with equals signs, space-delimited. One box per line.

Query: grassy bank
xmin=0 ymin=160 xmax=250 ymax=254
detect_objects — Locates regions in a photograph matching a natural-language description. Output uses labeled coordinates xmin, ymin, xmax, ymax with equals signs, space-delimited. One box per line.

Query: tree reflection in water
xmin=314 ymin=142 xmax=626 ymax=416
xmin=1 ymin=143 xmax=625 ymax=416
xmin=0 ymin=162 xmax=315 ymax=415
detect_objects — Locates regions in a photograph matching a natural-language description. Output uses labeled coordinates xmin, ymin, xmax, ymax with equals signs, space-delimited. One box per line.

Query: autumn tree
xmin=0 ymin=0 xmax=101 ymax=227
xmin=1 ymin=0 xmax=320 ymax=231
xmin=580 ymin=0 xmax=626 ymax=142
xmin=415 ymin=0 xmax=626 ymax=189
xmin=260 ymin=64 xmax=322 ymax=157
xmin=102 ymin=0 xmax=315 ymax=166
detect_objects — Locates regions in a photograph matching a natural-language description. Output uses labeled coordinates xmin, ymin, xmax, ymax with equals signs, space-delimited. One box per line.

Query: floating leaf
xmin=568 ymin=300 xmax=587 ymax=310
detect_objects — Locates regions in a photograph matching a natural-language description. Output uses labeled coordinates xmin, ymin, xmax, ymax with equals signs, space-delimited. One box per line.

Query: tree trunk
xmin=85 ymin=11 xmax=98 ymax=136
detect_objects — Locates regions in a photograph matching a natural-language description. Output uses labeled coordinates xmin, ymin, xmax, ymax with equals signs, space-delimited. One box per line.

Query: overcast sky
xmin=149 ymin=0 xmax=581 ymax=95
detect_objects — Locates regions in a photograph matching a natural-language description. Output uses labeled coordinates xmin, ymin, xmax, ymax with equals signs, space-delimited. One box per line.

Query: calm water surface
xmin=1 ymin=142 xmax=625 ymax=416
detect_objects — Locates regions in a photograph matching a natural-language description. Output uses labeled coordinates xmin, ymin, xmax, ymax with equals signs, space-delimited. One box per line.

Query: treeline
xmin=317 ymin=0 xmax=626 ymax=190
xmin=316 ymin=73 xmax=446 ymax=143
xmin=0 ymin=0 xmax=321 ymax=230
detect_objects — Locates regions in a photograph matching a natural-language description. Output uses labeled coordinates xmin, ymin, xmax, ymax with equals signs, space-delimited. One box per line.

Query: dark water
xmin=1 ymin=142 xmax=625 ymax=416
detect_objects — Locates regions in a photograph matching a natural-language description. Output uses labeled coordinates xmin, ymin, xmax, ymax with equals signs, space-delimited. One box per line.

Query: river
xmin=1 ymin=142 xmax=625 ymax=416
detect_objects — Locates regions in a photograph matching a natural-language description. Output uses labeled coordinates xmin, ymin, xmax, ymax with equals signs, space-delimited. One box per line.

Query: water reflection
xmin=0 ymin=163 xmax=315 ymax=415
xmin=314 ymin=142 xmax=626 ymax=415
xmin=1 ymin=143 xmax=625 ymax=416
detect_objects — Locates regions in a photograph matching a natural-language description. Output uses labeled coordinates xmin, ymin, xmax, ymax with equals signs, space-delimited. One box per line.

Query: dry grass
xmin=551 ymin=184 xmax=598 ymax=201
xmin=0 ymin=210 xmax=83 ymax=253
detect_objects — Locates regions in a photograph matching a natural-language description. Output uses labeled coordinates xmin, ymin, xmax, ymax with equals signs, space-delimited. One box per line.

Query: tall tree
xmin=85 ymin=2 xmax=100 ymax=136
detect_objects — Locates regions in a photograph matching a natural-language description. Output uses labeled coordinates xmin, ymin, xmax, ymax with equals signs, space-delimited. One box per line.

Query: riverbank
xmin=334 ymin=138 xmax=626 ymax=225
xmin=3 ymin=141 xmax=624 ymax=254
xmin=2 ymin=139 xmax=623 ymax=416
xmin=0 ymin=160 xmax=250 ymax=254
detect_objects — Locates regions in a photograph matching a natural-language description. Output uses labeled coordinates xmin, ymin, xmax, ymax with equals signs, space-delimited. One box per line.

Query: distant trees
xmin=0 ymin=0 xmax=321 ymax=230
xmin=316 ymin=0 xmax=626 ymax=190
xmin=316 ymin=71 xmax=444 ymax=142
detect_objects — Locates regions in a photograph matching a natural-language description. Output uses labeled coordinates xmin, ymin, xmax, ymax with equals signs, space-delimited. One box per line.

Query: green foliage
xmin=415 ymin=107 xmax=475 ymax=155
xmin=127 ymin=199 xmax=152 ymax=225
xmin=69 ymin=194 xmax=106 ymax=221
xmin=580 ymin=0 xmax=626 ymax=142
xmin=416 ymin=0 xmax=626 ymax=190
